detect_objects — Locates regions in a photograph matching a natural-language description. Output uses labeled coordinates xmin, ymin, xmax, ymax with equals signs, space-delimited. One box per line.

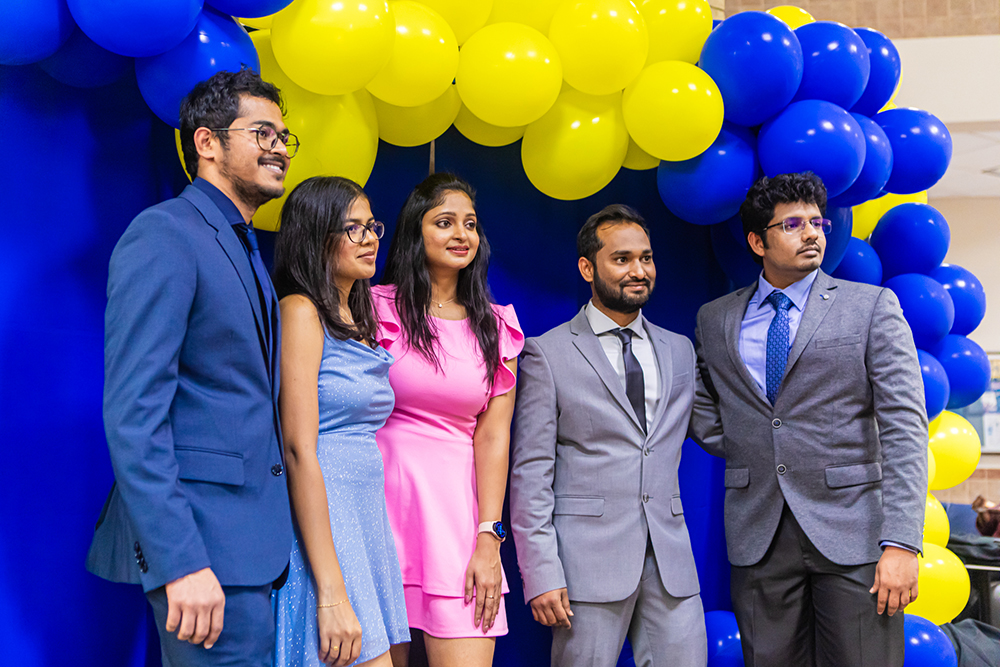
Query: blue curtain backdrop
xmin=1 ymin=63 xmax=733 ymax=667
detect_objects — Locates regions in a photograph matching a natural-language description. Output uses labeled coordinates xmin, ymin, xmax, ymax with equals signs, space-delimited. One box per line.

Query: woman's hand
xmin=464 ymin=534 xmax=503 ymax=633
xmin=317 ymin=600 xmax=362 ymax=666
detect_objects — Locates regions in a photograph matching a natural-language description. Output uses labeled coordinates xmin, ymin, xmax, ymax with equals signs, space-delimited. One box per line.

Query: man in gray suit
xmin=511 ymin=205 xmax=707 ymax=667
xmin=690 ymin=173 xmax=928 ymax=666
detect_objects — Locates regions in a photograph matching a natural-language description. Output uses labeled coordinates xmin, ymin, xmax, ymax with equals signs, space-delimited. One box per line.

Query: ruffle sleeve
xmin=371 ymin=284 xmax=402 ymax=349
xmin=489 ymin=302 xmax=525 ymax=400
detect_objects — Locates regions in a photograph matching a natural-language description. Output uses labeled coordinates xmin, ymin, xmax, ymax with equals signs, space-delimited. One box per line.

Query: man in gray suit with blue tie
xmin=86 ymin=69 xmax=296 ymax=666
xmin=511 ymin=205 xmax=707 ymax=667
xmin=690 ymin=173 xmax=928 ymax=666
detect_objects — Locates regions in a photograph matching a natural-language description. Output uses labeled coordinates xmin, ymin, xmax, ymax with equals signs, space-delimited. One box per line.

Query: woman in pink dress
xmin=372 ymin=173 xmax=523 ymax=667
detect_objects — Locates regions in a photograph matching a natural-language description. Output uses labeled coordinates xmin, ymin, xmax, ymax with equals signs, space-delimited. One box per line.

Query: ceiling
xmin=930 ymin=124 xmax=1000 ymax=198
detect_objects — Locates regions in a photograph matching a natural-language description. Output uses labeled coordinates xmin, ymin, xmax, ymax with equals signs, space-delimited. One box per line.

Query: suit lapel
xmin=569 ymin=309 xmax=644 ymax=435
xmin=646 ymin=324 xmax=673 ymax=437
xmin=724 ymin=286 xmax=771 ymax=408
xmin=782 ymin=271 xmax=837 ymax=382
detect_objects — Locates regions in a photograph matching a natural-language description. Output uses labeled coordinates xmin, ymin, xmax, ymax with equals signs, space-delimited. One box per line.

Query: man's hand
xmin=529 ymin=588 xmax=573 ymax=629
xmin=870 ymin=546 xmax=919 ymax=616
xmin=164 ymin=567 xmax=226 ymax=648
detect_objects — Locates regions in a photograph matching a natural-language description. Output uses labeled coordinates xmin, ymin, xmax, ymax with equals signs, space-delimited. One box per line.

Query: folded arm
xmin=688 ymin=311 xmax=725 ymax=458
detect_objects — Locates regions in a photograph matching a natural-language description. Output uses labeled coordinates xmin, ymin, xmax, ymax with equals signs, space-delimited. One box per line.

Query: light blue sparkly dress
xmin=273 ymin=334 xmax=410 ymax=667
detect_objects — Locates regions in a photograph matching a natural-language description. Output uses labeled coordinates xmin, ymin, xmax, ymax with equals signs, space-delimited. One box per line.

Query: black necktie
xmin=612 ymin=328 xmax=646 ymax=433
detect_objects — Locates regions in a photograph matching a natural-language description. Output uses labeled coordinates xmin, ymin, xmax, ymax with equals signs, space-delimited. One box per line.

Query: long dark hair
xmin=382 ymin=173 xmax=499 ymax=387
xmin=274 ymin=176 xmax=378 ymax=342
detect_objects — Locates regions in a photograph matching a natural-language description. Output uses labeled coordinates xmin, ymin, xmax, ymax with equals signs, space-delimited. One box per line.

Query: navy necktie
xmin=232 ymin=222 xmax=274 ymax=348
xmin=765 ymin=291 xmax=794 ymax=405
xmin=612 ymin=328 xmax=646 ymax=433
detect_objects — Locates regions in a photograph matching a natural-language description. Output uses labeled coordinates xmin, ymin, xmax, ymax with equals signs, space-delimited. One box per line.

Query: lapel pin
xmin=820 ymin=294 xmax=830 ymax=300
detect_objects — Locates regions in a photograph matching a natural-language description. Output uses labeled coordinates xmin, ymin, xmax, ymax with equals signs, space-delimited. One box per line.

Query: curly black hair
xmin=740 ymin=172 xmax=828 ymax=265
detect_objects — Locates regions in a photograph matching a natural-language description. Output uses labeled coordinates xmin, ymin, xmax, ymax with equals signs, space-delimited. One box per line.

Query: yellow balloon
xmin=622 ymin=61 xmax=724 ymax=162
xmin=453 ymin=104 xmax=525 ymax=147
xmin=456 ymin=22 xmax=563 ymax=127
xmin=271 ymin=0 xmax=395 ymax=95
xmin=374 ymin=85 xmax=461 ymax=147
xmin=928 ymin=447 xmax=937 ymax=487
xmin=521 ymin=85 xmax=629 ymax=200
xmin=238 ymin=15 xmax=274 ymax=30
xmin=765 ymin=5 xmax=815 ymax=30
xmin=419 ymin=0 xmax=493 ymax=44
xmin=366 ymin=1 xmax=459 ymax=107
xmin=174 ymin=129 xmax=192 ymax=182
xmin=906 ymin=543 xmax=971 ymax=625
xmin=924 ymin=493 xmax=950 ymax=548
xmin=639 ymin=0 xmax=713 ymax=66
xmin=928 ymin=411 xmax=982 ymax=491
xmin=851 ymin=190 xmax=929 ymax=239
xmin=622 ymin=136 xmax=659 ymax=171
xmin=548 ymin=0 xmax=649 ymax=96
xmin=486 ymin=0 xmax=561 ymax=35
xmin=880 ymin=100 xmax=897 ymax=112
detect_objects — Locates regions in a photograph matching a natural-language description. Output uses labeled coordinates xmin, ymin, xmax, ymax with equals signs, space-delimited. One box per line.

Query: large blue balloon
xmin=870 ymin=203 xmax=950 ymax=279
xmin=758 ymin=100 xmax=866 ymax=198
xmin=828 ymin=113 xmax=892 ymax=207
xmin=851 ymin=28 xmax=901 ymax=117
xmin=705 ymin=611 xmax=744 ymax=667
xmin=832 ymin=237 xmax=882 ymax=286
xmin=929 ymin=264 xmax=987 ymax=336
xmin=792 ymin=21 xmax=870 ymax=110
xmin=657 ymin=123 xmax=759 ymax=226
xmin=918 ymin=349 xmax=951 ymax=421
xmin=0 ymin=0 xmax=74 ymax=65
xmin=67 ymin=0 xmax=202 ymax=58
xmin=710 ymin=216 xmax=760 ymax=289
xmin=38 ymin=26 xmax=132 ymax=89
xmin=875 ymin=108 xmax=953 ymax=195
xmin=931 ymin=334 xmax=991 ymax=410
xmin=699 ymin=12 xmax=803 ymax=128
xmin=207 ymin=0 xmax=294 ymax=18
xmin=819 ymin=205 xmax=853 ymax=274
xmin=883 ymin=273 xmax=954 ymax=351
xmin=903 ymin=614 xmax=957 ymax=667
xmin=136 ymin=7 xmax=259 ymax=128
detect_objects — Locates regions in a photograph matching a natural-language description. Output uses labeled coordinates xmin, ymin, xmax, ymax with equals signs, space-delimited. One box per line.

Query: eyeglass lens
xmin=783 ymin=217 xmax=831 ymax=234
xmin=255 ymin=126 xmax=299 ymax=157
xmin=346 ymin=221 xmax=385 ymax=243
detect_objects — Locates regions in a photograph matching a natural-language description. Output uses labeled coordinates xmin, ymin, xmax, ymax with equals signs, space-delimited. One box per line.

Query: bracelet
xmin=317 ymin=599 xmax=349 ymax=609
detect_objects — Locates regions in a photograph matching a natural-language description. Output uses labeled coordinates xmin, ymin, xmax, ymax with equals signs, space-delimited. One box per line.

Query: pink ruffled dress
xmin=371 ymin=284 xmax=524 ymax=638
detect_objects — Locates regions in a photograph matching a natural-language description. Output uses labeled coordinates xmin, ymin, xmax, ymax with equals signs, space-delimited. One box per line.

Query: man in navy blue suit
xmin=87 ymin=69 xmax=296 ymax=666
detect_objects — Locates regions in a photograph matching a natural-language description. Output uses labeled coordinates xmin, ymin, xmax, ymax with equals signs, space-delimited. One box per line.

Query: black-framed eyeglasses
xmin=763 ymin=217 xmax=832 ymax=235
xmin=208 ymin=125 xmax=300 ymax=158
xmin=345 ymin=221 xmax=385 ymax=244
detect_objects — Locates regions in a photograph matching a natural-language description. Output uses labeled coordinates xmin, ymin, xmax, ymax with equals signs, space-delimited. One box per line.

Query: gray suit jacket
xmin=510 ymin=308 xmax=701 ymax=604
xmin=690 ymin=271 xmax=928 ymax=568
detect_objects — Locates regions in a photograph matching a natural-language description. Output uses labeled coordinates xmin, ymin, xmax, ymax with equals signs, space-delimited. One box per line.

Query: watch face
xmin=493 ymin=521 xmax=506 ymax=539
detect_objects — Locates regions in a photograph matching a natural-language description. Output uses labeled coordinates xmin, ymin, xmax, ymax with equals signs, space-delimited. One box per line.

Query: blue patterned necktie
xmin=232 ymin=222 xmax=274 ymax=347
xmin=765 ymin=291 xmax=794 ymax=405
xmin=611 ymin=328 xmax=647 ymax=433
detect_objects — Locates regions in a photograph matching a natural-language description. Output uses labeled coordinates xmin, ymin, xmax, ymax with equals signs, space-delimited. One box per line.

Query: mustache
xmin=620 ymin=279 xmax=651 ymax=288
xmin=799 ymin=243 xmax=821 ymax=254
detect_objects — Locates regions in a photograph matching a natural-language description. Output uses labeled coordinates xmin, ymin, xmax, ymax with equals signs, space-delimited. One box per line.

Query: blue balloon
xmin=699 ymin=12 xmax=803 ymax=127
xmin=903 ymin=614 xmax=957 ymax=667
xmin=883 ymin=274 xmax=954 ymax=351
xmin=657 ymin=123 xmax=759 ymax=226
xmin=758 ymin=100 xmax=866 ymax=198
xmin=931 ymin=334 xmax=991 ymax=410
xmin=792 ymin=21 xmax=870 ymax=110
xmin=918 ymin=349 xmax=951 ymax=421
xmin=870 ymin=203 xmax=951 ymax=279
xmin=851 ymin=28 xmax=901 ymax=117
xmin=0 ymin=0 xmax=74 ymax=65
xmin=828 ymin=113 xmax=893 ymax=207
xmin=67 ymin=0 xmax=202 ymax=58
xmin=705 ymin=611 xmax=745 ymax=667
xmin=832 ymin=237 xmax=883 ymax=286
xmin=136 ymin=7 xmax=259 ymax=128
xmin=819 ymin=205 xmax=853 ymax=274
xmin=207 ymin=0 xmax=294 ymax=18
xmin=875 ymin=108 xmax=952 ymax=195
xmin=710 ymin=216 xmax=760 ymax=289
xmin=929 ymin=264 xmax=987 ymax=336
xmin=38 ymin=26 xmax=132 ymax=89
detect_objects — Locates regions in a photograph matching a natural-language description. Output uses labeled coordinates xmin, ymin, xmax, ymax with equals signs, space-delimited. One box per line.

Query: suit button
xmin=271 ymin=463 xmax=284 ymax=476
xmin=642 ymin=493 xmax=650 ymax=503
xmin=644 ymin=447 xmax=651 ymax=456
xmin=772 ymin=418 xmax=782 ymax=428
xmin=134 ymin=541 xmax=141 ymax=554
xmin=777 ymin=464 xmax=787 ymax=475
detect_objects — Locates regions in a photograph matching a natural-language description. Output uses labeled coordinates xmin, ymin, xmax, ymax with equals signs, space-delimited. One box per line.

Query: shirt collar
xmin=585 ymin=301 xmax=646 ymax=339
xmin=192 ymin=177 xmax=248 ymax=228
xmin=753 ymin=269 xmax=819 ymax=313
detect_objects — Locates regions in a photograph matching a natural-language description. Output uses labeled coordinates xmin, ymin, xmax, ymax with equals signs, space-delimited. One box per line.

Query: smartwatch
xmin=478 ymin=520 xmax=506 ymax=542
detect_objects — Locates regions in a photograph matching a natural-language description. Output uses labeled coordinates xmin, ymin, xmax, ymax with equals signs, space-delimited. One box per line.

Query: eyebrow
xmin=250 ymin=120 xmax=289 ymax=133
xmin=344 ymin=216 xmax=375 ymax=223
xmin=610 ymin=249 xmax=652 ymax=255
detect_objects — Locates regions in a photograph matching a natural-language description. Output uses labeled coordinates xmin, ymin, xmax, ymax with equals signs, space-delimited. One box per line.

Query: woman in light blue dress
xmin=272 ymin=176 xmax=409 ymax=667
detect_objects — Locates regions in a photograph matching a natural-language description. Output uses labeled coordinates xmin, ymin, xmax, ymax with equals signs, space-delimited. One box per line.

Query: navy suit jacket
xmin=86 ymin=184 xmax=292 ymax=592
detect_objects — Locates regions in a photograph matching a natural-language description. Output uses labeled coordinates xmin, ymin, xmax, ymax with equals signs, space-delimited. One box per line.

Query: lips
xmin=259 ymin=157 xmax=286 ymax=176
xmin=358 ymin=251 xmax=376 ymax=260
xmin=448 ymin=246 xmax=469 ymax=254
xmin=799 ymin=245 xmax=821 ymax=255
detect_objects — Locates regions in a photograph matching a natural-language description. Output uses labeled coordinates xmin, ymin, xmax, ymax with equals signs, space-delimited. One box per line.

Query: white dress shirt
xmin=586 ymin=301 xmax=660 ymax=432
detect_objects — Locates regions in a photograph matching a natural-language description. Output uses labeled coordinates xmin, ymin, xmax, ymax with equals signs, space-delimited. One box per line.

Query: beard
xmin=593 ymin=265 xmax=654 ymax=314
xmin=219 ymin=152 xmax=285 ymax=211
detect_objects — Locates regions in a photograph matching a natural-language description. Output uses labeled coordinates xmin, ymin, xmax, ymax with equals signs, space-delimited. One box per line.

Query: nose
xmin=628 ymin=260 xmax=647 ymax=279
xmin=802 ymin=220 xmax=820 ymax=241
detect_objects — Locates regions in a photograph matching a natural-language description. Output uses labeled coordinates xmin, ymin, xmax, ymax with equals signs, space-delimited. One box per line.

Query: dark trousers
xmin=147 ymin=584 xmax=274 ymax=667
xmin=730 ymin=505 xmax=903 ymax=667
